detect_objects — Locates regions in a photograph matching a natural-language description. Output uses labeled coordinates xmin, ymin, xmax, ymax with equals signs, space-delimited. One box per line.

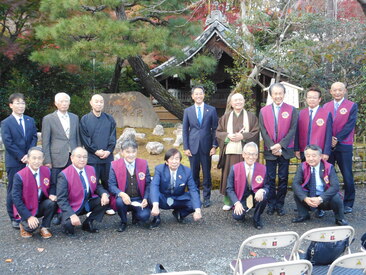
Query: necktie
xmin=309 ymin=167 xmax=317 ymax=198
xmin=197 ymin=106 xmax=202 ymax=126
xmin=307 ymin=109 xmax=313 ymax=145
xmin=246 ymin=167 xmax=254 ymax=210
xmin=34 ymin=172 xmax=41 ymax=199
xmin=334 ymin=102 xmax=339 ymax=117
xmin=170 ymin=171 xmax=176 ymax=194
xmin=19 ymin=118 xmax=25 ymax=136
xmin=274 ymin=106 xmax=280 ymax=140
xmin=127 ymin=163 xmax=134 ymax=175
xmin=79 ymin=171 xmax=90 ymax=212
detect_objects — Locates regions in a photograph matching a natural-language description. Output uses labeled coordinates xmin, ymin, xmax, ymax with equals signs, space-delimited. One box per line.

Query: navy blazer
xmin=1 ymin=114 xmax=37 ymax=167
xmin=183 ymin=104 xmax=218 ymax=155
xmin=150 ymin=164 xmax=201 ymax=209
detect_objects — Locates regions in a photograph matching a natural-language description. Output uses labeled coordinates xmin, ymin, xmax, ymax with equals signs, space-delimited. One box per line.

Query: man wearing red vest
xmin=292 ymin=145 xmax=348 ymax=225
xmin=12 ymin=147 xmax=57 ymax=238
xmin=323 ymin=82 xmax=358 ymax=214
xmin=295 ymin=87 xmax=332 ymax=162
xmin=109 ymin=139 xmax=151 ymax=232
xmin=57 ymin=147 xmax=110 ymax=235
xmin=226 ymin=142 xmax=268 ymax=230
xmin=259 ymin=83 xmax=298 ymax=216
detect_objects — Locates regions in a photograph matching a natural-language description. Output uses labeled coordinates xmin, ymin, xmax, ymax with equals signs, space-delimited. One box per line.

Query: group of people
xmin=0 ymin=80 xmax=357 ymax=239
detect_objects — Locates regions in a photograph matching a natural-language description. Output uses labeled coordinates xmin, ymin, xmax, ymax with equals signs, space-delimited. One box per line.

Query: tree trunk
xmin=108 ymin=57 xmax=124 ymax=93
xmin=128 ymin=56 xmax=184 ymax=120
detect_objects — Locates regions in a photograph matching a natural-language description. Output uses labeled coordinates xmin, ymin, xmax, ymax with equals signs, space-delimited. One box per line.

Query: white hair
xmin=55 ymin=92 xmax=70 ymax=103
xmin=243 ymin=142 xmax=258 ymax=153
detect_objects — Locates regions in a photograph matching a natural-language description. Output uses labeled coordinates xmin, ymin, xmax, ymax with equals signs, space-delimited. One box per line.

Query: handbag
xmin=305 ymin=238 xmax=349 ymax=265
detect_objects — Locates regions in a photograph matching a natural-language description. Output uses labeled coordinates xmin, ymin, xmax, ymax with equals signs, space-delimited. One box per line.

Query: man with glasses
xmin=1 ymin=93 xmax=37 ymax=228
xmin=226 ymin=142 xmax=268 ymax=230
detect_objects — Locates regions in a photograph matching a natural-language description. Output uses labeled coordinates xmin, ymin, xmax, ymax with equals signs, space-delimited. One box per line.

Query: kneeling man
xmin=57 ymin=147 xmax=110 ymax=235
xmin=109 ymin=139 xmax=151 ymax=232
xmin=150 ymin=148 xmax=201 ymax=227
xmin=292 ymin=144 xmax=348 ymax=226
xmin=226 ymin=142 xmax=268 ymax=230
xmin=12 ymin=147 xmax=57 ymax=238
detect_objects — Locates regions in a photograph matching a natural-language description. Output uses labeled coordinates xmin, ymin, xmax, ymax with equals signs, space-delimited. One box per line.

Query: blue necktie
xmin=79 ymin=171 xmax=90 ymax=212
xmin=19 ymin=118 xmax=25 ymax=136
xmin=197 ymin=106 xmax=202 ymax=126
xmin=170 ymin=171 xmax=175 ymax=194
xmin=334 ymin=102 xmax=339 ymax=117
xmin=34 ymin=172 xmax=41 ymax=199
xmin=309 ymin=167 xmax=317 ymax=198
xmin=307 ymin=109 xmax=313 ymax=145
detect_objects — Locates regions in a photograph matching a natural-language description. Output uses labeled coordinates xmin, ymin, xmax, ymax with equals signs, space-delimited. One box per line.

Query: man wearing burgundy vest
xmin=259 ymin=83 xmax=298 ymax=216
xmin=292 ymin=145 xmax=348 ymax=226
xmin=12 ymin=147 xmax=57 ymax=238
xmin=57 ymin=147 xmax=110 ymax=235
xmin=226 ymin=142 xmax=268 ymax=230
xmin=323 ymin=82 xmax=358 ymax=214
xmin=109 ymin=140 xmax=151 ymax=232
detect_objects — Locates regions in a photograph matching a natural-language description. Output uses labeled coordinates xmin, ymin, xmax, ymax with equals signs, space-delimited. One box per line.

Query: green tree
xmin=30 ymin=0 xmax=217 ymax=120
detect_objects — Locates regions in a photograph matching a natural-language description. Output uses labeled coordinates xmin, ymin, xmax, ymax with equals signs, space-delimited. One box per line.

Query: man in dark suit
xmin=42 ymin=92 xmax=81 ymax=224
xmin=57 ymin=147 xmax=110 ymax=235
xmin=226 ymin=142 xmax=268 ymax=230
xmin=150 ymin=148 xmax=202 ymax=227
xmin=183 ymin=86 xmax=218 ymax=208
xmin=323 ymin=82 xmax=358 ymax=214
xmin=12 ymin=147 xmax=57 ymax=238
xmin=292 ymin=144 xmax=348 ymax=226
xmin=1 ymin=93 xmax=37 ymax=228
xmin=259 ymin=83 xmax=298 ymax=216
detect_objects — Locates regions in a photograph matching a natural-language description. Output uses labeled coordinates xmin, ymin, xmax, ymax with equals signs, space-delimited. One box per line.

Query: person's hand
xmin=100 ymin=151 xmax=111 ymax=159
xmin=70 ymin=214 xmax=81 ymax=226
xmin=304 ymin=197 xmax=318 ymax=208
xmin=228 ymin=133 xmax=243 ymax=142
xmin=308 ymin=197 xmax=322 ymax=207
xmin=322 ymin=154 xmax=329 ymax=161
xmin=255 ymin=189 xmax=265 ymax=202
xmin=49 ymin=195 xmax=57 ymax=202
xmin=21 ymin=155 xmax=28 ymax=164
xmin=233 ymin=202 xmax=244 ymax=216
xmin=27 ymin=216 xmax=39 ymax=229
xmin=151 ymin=204 xmax=160 ymax=216
xmin=209 ymin=147 xmax=216 ymax=156
xmin=45 ymin=163 xmax=52 ymax=168
xmin=119 ymin=192 xmax=131 ymax=205
xmin=95 ymin=150 xmax=104 ymax=157
xmin=101 ymin=193 xmax=109 ymax=206
xmin=270 ymin=143 xmax=281 ymax=152
xmin=184 ymin=150 xmax=192 ymax=157
xmin=295 ymin=151 xmax=301 ymax=159
xmin=332 ymin=136 xmax=338 ymax=147
xmin=141 ymin=199 xmax=148 ymax=209
xmin=193 ymin=209 xmax=202 ymax=221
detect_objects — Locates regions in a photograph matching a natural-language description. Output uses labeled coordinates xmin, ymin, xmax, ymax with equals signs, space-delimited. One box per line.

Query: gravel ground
xmin=0 ymin=183 xmax=365 ymax=275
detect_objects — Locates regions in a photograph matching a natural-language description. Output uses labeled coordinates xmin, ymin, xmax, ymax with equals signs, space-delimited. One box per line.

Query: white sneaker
xmin=222 ymin=205 xmax=232 ymax=211
xmin=106 ymin=209 xmax=116 ymax=215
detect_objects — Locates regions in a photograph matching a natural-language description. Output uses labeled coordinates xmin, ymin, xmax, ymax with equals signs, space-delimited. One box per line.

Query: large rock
xmin=116 ymin=128 xmax=136 ymax=149
xmin=152 ymin=125 xmax=164 ymax=136
xmin=173 ymin=124 xmax=183 ymax=147
xmin=146 ymin=142 xmax=164 ymax=155
xmin=102 ymin=92 xmax=160 ymax=128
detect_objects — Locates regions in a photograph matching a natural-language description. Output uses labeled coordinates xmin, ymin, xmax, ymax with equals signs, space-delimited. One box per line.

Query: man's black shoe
xmin=277 ymin=208 xmax=285 ymax=216
xmin=267 ymin=208 xmax=275 ymax=215
xmin=253 ymin=220 xmax=263 ymax=230
xmin=344 ymin=206 xmax=353 ymax=214
xmin=82 ymin=219 xmax=99 ymax=233
xmin=117 ymin=222 xmax=127 ymax=232
xmin=150 ymin=215 xmax=161 ymax=228
xmin=292 ymin=215 xmax=310 ymax=223
xmin=203 ymin=199 xmax=211 ymax=208
xmin=172 ymin=210 xmax=183 ymax=223
xmin=315 ymin=209 xmax=325 ymax=218
xmin=335 ymin=219 xmax=349 ymax=226
xmin=11 ymin=220 xmax=20 ymax=229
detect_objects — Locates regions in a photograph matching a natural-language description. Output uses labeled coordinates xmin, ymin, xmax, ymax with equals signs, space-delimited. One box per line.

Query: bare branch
xmin=129 ymin=16 xmax=167 ymax=26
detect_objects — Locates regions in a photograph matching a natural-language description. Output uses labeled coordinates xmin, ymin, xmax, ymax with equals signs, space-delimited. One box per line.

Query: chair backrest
xmin=149 ymin=271 xmax=207 ymax=275
xmin=291 ymin=225 xmax=355 ymax=259
xmin=243 ymin=260 xmax=313 ymax=275
xmin=233 ymin=231 xmax=299 ymax=274
xmin=326 ymin=252 xmax=366 ymax=275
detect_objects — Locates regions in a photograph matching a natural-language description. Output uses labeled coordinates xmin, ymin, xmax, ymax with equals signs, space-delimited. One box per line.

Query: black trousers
xmin=232 ymin=194 xmax=267 ymax=223
xmin=21 ymin=199 xmax=57 ymax=233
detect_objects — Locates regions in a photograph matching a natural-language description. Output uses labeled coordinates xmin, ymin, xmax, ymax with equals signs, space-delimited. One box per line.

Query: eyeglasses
xmin=244 ymin=153 xmax=258 ymax=157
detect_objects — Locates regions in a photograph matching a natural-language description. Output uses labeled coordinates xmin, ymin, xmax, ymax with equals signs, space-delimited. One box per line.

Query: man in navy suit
xmin=183 ymin=86 xmax=218 ymax=208
xmin=150 ymin=148 xmax=202 ymax=227
xmin=1 ymin=93 xmax=37 ymax=228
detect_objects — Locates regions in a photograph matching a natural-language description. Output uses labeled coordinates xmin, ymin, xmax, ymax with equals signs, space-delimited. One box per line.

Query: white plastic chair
xmin=149 ymin=271 xmax=207 ymax=275
xmin=291 ymin=225 xmax=355 ymax=261
xmin=327 ymin=252 xmax=366 ymax=275
xmin=243 ymin=259 xmax=313 ymax=275
xmin=230 ymin=231 xmax=299 ymax=275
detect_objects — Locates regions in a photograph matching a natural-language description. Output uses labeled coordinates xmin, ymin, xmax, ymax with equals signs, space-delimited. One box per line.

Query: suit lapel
xmin=175 ymin=165 xmax=184 ymax=189
xmin=52 ymin=111 xmax=68 ymax=139
xmin=10 ymin=115 xmax=25 ymax=137
xmin=189 ymin=105 xmax=200 ymax=127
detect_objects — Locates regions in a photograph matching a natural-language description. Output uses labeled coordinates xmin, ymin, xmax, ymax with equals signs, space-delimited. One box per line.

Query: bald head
xmin=71 ymin=147 xmax=88 ymax=169
xmin=90 ymin=94 xmax=104 ymax=115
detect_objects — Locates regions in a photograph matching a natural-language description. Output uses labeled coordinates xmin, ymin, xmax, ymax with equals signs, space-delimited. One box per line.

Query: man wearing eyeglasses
xmin=1 ymin=93 xmax=38 ymax=229
xmin=226 ymin=142 xmax=268 ymax=230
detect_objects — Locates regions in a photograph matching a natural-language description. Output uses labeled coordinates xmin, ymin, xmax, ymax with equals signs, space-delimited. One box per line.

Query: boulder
xmin=163 ymin=137 xmax=174 ymax=144
xmin=146 ymin=142 xmax=164 ymax=155
xmin=135 ymin=133 xmax=146 ymax=139
xmin=116 ymin=128 xmax=136 ymax=148
xmin=211 ymin=154 xmax=220 ymax=162
xmin=153 ymin=125 xmax=164 ymax=136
